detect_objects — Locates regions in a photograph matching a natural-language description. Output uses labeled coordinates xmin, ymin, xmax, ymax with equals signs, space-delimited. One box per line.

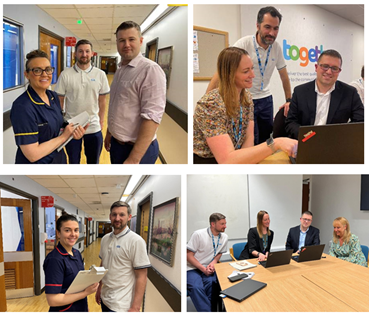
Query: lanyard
xmin=232 ymin=106 xmax=243 ymax=149
xmin=253 ymin=36 xmax=272 ymax=91
xmin=262 ymin=234 xmax=268 ymax=253
xmin=211 ymin=233 xmax=220 ymax=258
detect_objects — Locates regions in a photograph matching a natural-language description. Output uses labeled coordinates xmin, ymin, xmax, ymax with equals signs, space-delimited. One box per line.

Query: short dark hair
xmin=56 ymin=213 xmax=78 ymax=232
xmin=318 ymin=49 xmax=343 ymax=67
xmin=110 ymin=201 xmax=132 ymax=216
xmin=209 ymin=213 xmax=226 ymax=225
xmin=75 ymin=39 xmax=93 ymax=52
xmin=257 ymin=6 xmax=282 ymax=24
xmin=361 ymin=65 xmax=364 ymax=79
xmin=115 ymin=21 xmax=141 ymax=37
xmin=301 ymin=210 xmax=313 ymax=217
xmin=25 ymin=49 xmax=49 ymax=71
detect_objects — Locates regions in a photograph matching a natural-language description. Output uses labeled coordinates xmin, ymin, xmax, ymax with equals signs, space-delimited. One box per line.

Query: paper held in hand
xmin=65 ymin=266 xmax=108 ymax=294
xmin=57 ymin=111 xmax=90 ymax=152
xmin=229 ymin=260 xmax=257 ymax=271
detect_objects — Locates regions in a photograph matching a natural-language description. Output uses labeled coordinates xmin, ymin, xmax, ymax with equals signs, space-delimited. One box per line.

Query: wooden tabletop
xmin=258 ymin=150 xmax=291 ymax=164
xmin=215 ymin=255 xmax=369 ymax=312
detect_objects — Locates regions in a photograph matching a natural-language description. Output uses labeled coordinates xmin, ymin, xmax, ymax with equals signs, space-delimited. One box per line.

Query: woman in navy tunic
xmin=43 ymin=214 xmax=98 ymax=312
xmin=10 ymin=50 xmax=86 ymax=164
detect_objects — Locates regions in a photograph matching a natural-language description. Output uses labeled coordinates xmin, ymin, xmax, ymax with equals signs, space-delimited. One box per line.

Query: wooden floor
xmin=5 ymin=238 xmax=103 ymax=312
xmin=79 ymin=74 xmax=161 ymax=164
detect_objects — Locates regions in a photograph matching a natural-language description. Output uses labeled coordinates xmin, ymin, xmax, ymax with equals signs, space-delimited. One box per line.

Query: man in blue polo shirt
xmin=285 ymin=211 xmax=320 ymax=253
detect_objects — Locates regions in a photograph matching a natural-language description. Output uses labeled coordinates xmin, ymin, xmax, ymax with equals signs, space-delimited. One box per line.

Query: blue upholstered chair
xmin=231 ymin=242 xmax=247 ymax=261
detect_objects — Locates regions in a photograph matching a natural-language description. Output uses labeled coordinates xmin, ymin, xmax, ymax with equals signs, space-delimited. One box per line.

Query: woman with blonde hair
xmin=329 ymin=217 xmax=367 ymax=267
xmin=239 ymin=210 xmax=274 ymax=261
xmin=193 ymin=47 xmax=297 ymax=164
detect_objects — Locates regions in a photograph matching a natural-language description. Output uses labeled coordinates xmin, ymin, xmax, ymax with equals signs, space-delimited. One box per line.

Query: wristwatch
xmin=286 ymin=98 xmax=292 ymax=103
xmin=266 ymin=134 xmax=276 ymax=153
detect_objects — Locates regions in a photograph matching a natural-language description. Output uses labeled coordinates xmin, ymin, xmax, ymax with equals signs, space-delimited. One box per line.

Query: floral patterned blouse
xmin=193 ymin=89 xmax=254 ymax=158
xmin=329 ymin=234 xmax=368 ymax=267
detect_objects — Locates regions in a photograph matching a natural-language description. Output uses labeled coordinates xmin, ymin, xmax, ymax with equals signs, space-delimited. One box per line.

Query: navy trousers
xmin=66 ymin=131 xmax=103 ymax=164
xmin=110 ymin=137 xmax=159 ymax=164
xmin=187 ymin=269 xmax=220 ymax=312
xmin=253 ymin=95 xmax=274 ymax=145
xmin=101 ymin=300 xmax=115 ymax=312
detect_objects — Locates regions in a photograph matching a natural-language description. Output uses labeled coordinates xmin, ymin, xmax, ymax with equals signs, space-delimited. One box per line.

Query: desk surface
xmin=259 ymin=150 xmax=291 ymax=164
xmin=215 ymin=255 xmax=369 ymax=312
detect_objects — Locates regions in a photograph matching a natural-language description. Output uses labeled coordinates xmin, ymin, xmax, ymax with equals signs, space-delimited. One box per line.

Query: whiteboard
xmin=187 ymin=175 xmax=249 ymax=240
xmin=248 ymin=175 xmax=303 ymax=249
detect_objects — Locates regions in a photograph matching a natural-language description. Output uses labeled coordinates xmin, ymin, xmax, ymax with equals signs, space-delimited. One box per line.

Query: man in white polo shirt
xmin=55 ymin=39 xmax=110 ymax=164
xmin=95 ymin=201 xmax=151 ymax=312
xmin=187 ymin=213 xmax=228 ymax=312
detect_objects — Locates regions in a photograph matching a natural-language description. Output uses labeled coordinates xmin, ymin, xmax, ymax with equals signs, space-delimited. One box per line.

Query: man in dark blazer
xmin=286 ymin=211 xmax=320 ymax=253
xmin=285 ymin=49 xmax=364 ymax=139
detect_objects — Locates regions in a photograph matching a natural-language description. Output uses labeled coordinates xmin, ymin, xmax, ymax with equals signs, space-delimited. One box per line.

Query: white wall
xmin=142 ymin=7 xmax=188 ymax=113
xmin=187 ymin=175 xmax=303 ymax=260
xmin=193 ymin=5 xmax=364 ymax=112
xmin=128 ymin=175 xmax=181 ymax=311
xmin=0 ymin=176 xmax=93 ymax=288
xmin=310 ymin=175 xmax=369 ymax=253
xmin=193 ymin=5 xmax=241 ymax=109
xmin=248 ymin=175 xmax=302 ymax=250
xmin=3 ymin=5 xmax=78 ymax=164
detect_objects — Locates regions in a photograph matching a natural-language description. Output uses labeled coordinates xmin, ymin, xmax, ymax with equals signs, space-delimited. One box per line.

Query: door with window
xmin=1 ymin=198 xmax=34 ymax=299
xmin=39 ymin=28 xmax=63 ymax=83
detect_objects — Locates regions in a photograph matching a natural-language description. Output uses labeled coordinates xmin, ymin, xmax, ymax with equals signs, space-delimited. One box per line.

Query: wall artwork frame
xmin=157 ymin=46 xmax=173 ymax=89
xmin=149 ymin=197 xmax=179 ymax=267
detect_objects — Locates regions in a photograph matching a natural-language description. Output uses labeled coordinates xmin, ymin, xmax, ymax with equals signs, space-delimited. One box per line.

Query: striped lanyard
xmin=262 ymin=234 xmax=268 ymax=253
xmin=232 ymin=106 xmax=243 ymax=149
xmin=212 ymin=233 xmax=220 ymax=258
xmin=253 ymin=35 xmax=272 ymax=91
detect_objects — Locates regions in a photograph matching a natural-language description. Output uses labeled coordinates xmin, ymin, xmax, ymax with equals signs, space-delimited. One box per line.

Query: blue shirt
xmin=43 ymin=242 xmax=88 ymax=312
xmin=299 ymin=227 xmax=309 ymax=251
xmin=10 ymin=86 xmax=66 ymax=164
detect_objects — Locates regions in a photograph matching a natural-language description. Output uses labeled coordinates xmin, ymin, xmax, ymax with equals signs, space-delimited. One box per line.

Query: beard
xmin=260 ymin=34 xmax=275 ymax=46
xmin=77 ymin=57 xmax=91 ymax=65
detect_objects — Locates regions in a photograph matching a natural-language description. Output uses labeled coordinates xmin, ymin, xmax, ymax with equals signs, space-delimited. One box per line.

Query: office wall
xmin=187 ymin=174 xmax=249 ymax=243
xmin=142 ymin=7 xmax=188 ymax=113
xmin=240 ymin=4 xmax=363 ymax=112
xmin=187 ymin=175 xmax=303 ymax=256
xmin=3 ymin=5 xmax=77 ymax=164
xmin=193 ymin=5 xmax=241 ymax=109
xmin=193 ymin=5 xmax=364 ymax=112
xmin=248 ymin=175 xmax=303 ymax=250
xmin=310 ymin=175 xmax=369 ymax=253
xmin=128 ymin=175 xmax=181 ymax=311
xmin=0 ymin=176 xmax=92 ymax=288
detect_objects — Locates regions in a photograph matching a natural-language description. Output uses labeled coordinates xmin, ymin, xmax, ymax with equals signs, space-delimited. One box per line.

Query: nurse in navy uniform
xmin=10 ymin=50 xmax=87 ymax=164
xmin=43 ymin=214 xmax=98 ymax=312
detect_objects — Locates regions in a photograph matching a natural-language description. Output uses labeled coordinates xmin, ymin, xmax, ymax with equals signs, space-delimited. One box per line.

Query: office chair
xmin=273 ymin=107 xmax=287 ymax=138
xmin=231 ymin=242 xmax=247 ymax=261
xmin=361 ymin=245 xmax=368 ymax=264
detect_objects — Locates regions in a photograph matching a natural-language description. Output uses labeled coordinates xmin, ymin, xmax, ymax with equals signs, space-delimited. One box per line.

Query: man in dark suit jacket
xmin=286 ymin=211 xmax=320 ymax=253
xmin=285 ymin=49 xmax=364 ymax=139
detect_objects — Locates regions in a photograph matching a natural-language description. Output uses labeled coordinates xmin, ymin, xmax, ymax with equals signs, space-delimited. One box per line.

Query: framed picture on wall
xmin=130 ymin=215 xmax=137 ymax=232
xmin=149 ymin=197 xmax=179 ymax=266
xmin=157 ymin=46 xmax=173 ymax=89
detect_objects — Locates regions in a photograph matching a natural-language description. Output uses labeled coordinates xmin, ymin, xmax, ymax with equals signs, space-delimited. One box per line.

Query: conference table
xmin=215 ymin=255 xmax=369 ymax=312
xmin=259 ymin=150 xmax=291 ymax=164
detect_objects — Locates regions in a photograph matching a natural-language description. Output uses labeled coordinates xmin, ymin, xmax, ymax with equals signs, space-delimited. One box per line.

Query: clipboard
xmin=65 ymin=266 xmax=108 ymax=294
xmin=57 ymin=111 xmax=90 ymax=152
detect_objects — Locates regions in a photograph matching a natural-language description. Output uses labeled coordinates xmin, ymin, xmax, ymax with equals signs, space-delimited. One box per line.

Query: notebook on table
xmin=259 ymin=249 xmax=293 ymax=268
xmin=291 ymin=244 xmax=325 ymax=262
xmin=290 ymin=122 xmax=364 ymax=164
xmin=220 ymin=278 xmax=267 ymax=302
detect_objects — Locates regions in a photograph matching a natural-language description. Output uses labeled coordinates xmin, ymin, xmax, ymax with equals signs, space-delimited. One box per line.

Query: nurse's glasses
xmin=26 ymin=67 xmax=55 ymax=76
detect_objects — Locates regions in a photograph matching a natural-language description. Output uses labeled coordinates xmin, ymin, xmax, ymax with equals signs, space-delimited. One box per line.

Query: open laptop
xmin=220 ymin=278 xmax=267 ymax=302
xmin=289 ymin=122 xmax=364 ymax=164
xmin=291 ymin=244 xmax=325 ymax=263
xmin=259 ymin=249 xmax=293 ymax=268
